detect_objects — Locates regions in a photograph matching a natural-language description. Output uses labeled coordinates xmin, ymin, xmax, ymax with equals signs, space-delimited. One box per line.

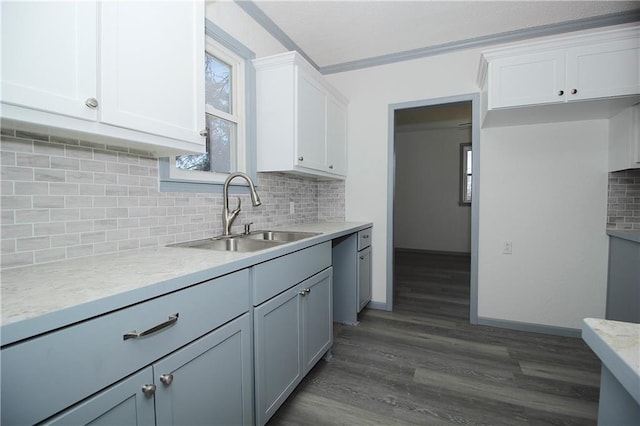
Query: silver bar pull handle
xmin=123 ymin=313 xmax=179 ymax=340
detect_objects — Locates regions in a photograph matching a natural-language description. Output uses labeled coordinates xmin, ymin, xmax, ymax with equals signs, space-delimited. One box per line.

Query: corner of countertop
xmin=606 ymin=229 xmax=640 ymax=243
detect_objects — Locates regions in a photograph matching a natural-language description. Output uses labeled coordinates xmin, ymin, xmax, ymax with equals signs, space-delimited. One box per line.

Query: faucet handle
xmin=232 ymin=197 xmax=241 ymax=215
xmin=244 ymin=222 xmax=253 ymax=235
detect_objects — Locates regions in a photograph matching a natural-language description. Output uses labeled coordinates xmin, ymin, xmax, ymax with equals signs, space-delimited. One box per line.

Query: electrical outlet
xmin=290 ymin=201 xmax=295 ymax=214
xmin=503 ymin=241 xmax=512 ymax=255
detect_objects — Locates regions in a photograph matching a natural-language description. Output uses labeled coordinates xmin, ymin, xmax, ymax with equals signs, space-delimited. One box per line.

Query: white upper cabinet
xmin=1 ymin=1 xmax=98 ymax=121
xmin=479 ymin=25 xmax=640 ymax=127
xmin=254 ymin=52 xmax=348 ymax=179
xmin=1 ymin=1 xmax=205 ymax=155
xmin=488 ymin=50 xmax=566 ymax=108
xmin=100 ymin=1 xmax=204 ymax=146
xmin=609 ymin=104 xmax=640 ymax=172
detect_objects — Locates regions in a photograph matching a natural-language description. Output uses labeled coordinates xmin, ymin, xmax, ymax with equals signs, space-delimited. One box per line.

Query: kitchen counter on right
xmin=583 ymin=318 xmax=640 ymax=425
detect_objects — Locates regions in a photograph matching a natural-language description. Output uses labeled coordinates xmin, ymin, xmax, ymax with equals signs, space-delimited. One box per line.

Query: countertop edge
xmin=1 ymin=222 xmax=372 ymax=346
xmin=607 ymin=230 xmax=640 ymax=243
xmin=582 ymin=318 xmax=640 ymax=405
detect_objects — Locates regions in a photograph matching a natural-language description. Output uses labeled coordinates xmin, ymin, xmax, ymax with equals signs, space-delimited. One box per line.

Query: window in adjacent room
xmin=460 ymin=143 xmax=472 ymax=204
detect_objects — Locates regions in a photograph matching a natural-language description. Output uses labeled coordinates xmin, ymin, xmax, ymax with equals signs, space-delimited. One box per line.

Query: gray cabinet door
xmin=358 ymin=246 xmax=372 ymax=312
xmin=254 ymin=285 xmax=303 ymax=426
xmin=44 ymin=368 xmax=155 ymax=426
xmin=302 ymin=268 xmax=333 ymax=374
xmin=154 ymin=313 xmax=253 ymax=426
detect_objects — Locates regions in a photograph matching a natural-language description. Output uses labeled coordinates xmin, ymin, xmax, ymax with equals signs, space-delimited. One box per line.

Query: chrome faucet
xmin=222 ymin=172 xmax=261 ymax=236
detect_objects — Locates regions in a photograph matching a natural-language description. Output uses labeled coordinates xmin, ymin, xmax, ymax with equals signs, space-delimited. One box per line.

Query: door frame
xmin=386 ymin=93 xmax=480 ymax=324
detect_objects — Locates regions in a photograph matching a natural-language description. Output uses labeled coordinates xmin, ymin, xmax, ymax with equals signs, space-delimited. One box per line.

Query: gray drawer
xmin=252 ymin=242 xmax=331 ymax=306
xmin=1 ymin=269 xmax=250 ymax=426
xmin=358 ymin=228 xmax=372 ymax=251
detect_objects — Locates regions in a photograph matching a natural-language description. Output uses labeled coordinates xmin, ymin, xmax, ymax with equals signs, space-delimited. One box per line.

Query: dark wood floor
xmin=268 ymin=251 xmax=601 ymax=425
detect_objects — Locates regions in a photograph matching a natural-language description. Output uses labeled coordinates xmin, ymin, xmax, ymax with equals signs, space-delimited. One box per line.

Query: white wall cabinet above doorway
xmin=478 ymin=25 xmax=640 ymax=127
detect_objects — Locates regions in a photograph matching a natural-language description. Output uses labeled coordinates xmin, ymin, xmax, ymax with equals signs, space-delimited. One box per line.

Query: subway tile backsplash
xmin=607 ymin=168 xmax=640 ymax=230
xmin=1 ymin=128 xmax=345 ymax=269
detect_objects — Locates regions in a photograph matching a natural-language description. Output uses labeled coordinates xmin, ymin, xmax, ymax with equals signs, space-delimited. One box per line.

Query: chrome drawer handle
xmin=299 ymin=288 xmax=311 ymax=296
xmin=123 ymin=313 xmax=179 ymax=340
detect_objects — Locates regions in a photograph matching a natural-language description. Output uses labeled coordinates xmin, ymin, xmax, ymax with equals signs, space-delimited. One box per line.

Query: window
xmin=160 ymin=21 xmax=256 ymax=192
xmin=460 ymin=143 xmax=472 ymax=205
xmin=171 ymin=39 xmax=245 ymax=182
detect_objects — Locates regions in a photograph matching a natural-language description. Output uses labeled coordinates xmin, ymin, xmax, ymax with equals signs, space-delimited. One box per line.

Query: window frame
xmin=459 ymin=143 xmax=472 ymax=205
xmin=160 ymin=20 xmax=257 ymax=193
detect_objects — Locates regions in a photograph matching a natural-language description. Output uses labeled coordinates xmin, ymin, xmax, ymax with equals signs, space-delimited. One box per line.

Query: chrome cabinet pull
xmin=123 ymin=313 xmax=179 ymax=340
xmin=557 ymin=90 xmax=564 ymax=96
xmin=141 ymin=384 xmax=156 ymax=397
xmin=200 ymin=129 xmax=208 ymax=137
xmin=160 ymin=374 xmax=174 ymax=386
xmin=85 ymin=97 xmax=99 ymax=109
xmin=329 ymin=164 xmax=334 ymax=169
xmin=570 ymin=88 xmax=578 ymax=95
xmin=298 ymin=156 xmax=304 ymax=161
xmin=299 ymin=288 xmax=311 ymax=296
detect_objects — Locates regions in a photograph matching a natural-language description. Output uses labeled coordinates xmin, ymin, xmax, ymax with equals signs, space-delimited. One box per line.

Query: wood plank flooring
xmin=268 ymin=251 xmax=601 ymax=425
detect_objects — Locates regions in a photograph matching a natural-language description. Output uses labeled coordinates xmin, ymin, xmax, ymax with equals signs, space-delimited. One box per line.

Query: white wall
xmin=326 ymin=49 xmax=484 ymax=305
xmin=479 ymin=120 xmax=608 ymax=329
xmin=394 ymin=127 xmax=472 ymax=253
xmin=326 ymin=47 xmax=610 ymax=330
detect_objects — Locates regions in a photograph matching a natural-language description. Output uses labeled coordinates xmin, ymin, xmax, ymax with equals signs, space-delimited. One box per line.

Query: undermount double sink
xmin=169 ymin=231 xmax=321 ymax=253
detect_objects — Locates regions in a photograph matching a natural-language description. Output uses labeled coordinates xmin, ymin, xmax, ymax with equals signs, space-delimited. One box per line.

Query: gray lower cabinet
xmin=333 ymin=227 xmax=372 ymax=324
xmin=45 ymin=313 xmax=253 ymax=426
xmin=358 ymin=245 xmax=372 ymax=312
xmin=254 ymin=267 xmax=333 ymax=426
xmin=1 ymin=269 xmax=251 ymax=426
xmin=44 ymin=368 xmax=156 ymax=425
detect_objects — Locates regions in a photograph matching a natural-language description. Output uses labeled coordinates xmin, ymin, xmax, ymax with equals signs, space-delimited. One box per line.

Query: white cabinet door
xmin=296 ymin=70 xmax=327 ymax=171
xmin=488 ymin=50 xmax=566 ymax=109
xmin=100 ymin=1 xmax=205 ymax=145
xmin=1 ymin=1 xmax=97 ymax=120
xmin=326 ymin=96 xmax=347 ymax=175
xmin=567 ymin=38 xmax=640 ymax=102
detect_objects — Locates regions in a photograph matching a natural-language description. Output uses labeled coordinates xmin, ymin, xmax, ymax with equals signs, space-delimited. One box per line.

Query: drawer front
xmin=358 ymin=227 xmax=372 ymax=250
xmin=1 ymin=269 xmax=249 ymax=426
xmin=252 ymin=242 xmax=331 ymax=306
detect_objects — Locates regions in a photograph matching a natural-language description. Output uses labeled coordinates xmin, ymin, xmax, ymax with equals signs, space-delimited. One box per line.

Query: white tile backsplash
xmin=1 ymin=128 xmax=345 ymax=269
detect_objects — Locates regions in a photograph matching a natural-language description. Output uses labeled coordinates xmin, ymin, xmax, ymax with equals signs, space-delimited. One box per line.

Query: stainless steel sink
xmin=168 ymin=230 xmax=319 ymax=252
xmin=169 ymin=237 xmax=283 ymax=253
xmin=244 ymin=230 xmax=320 ymax=243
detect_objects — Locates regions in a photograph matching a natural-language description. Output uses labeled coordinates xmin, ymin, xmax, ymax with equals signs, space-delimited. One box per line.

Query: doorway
xmin=386 ymin=94 xmax=479 ymax=323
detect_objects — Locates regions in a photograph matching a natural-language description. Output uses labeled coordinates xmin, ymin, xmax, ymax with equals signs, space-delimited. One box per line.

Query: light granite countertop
xmin=1 ymin=221 xmax=372 ymax=346
xmin=582 ymin=318 xmax=640 ymax=404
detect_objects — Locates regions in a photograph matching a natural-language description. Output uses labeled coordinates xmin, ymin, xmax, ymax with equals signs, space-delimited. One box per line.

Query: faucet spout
xmin=222 ymin=172 xmax=261 ymax=236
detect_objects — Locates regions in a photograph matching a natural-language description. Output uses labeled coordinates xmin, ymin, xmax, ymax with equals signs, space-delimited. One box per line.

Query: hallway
xmin=268 ymin=251 xmax=601 ymax=425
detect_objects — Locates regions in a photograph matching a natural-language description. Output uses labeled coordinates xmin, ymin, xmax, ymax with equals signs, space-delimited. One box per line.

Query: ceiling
xmin=244 ymin=1 xmax=640 ymax=73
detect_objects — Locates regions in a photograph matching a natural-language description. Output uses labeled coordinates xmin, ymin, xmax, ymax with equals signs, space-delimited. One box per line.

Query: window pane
xmin=208 ymin=115 xmax=236 ymax=174
xmin=175 ymin=115 xmax=236 ymax=173
xmin=466 ymin=176 xmax=472 ymax=202
xmin=176 ymin=143 xmax=210 ymax=172
xmin=466 ymin=150 xmax=472 ymax=174
xmin=205 ymin=53 xmax=232 ymax=113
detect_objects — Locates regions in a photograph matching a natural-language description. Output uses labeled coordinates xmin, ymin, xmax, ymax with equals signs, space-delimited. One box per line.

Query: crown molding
xmin=236 ymin=2 xmax=639 ymax=75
